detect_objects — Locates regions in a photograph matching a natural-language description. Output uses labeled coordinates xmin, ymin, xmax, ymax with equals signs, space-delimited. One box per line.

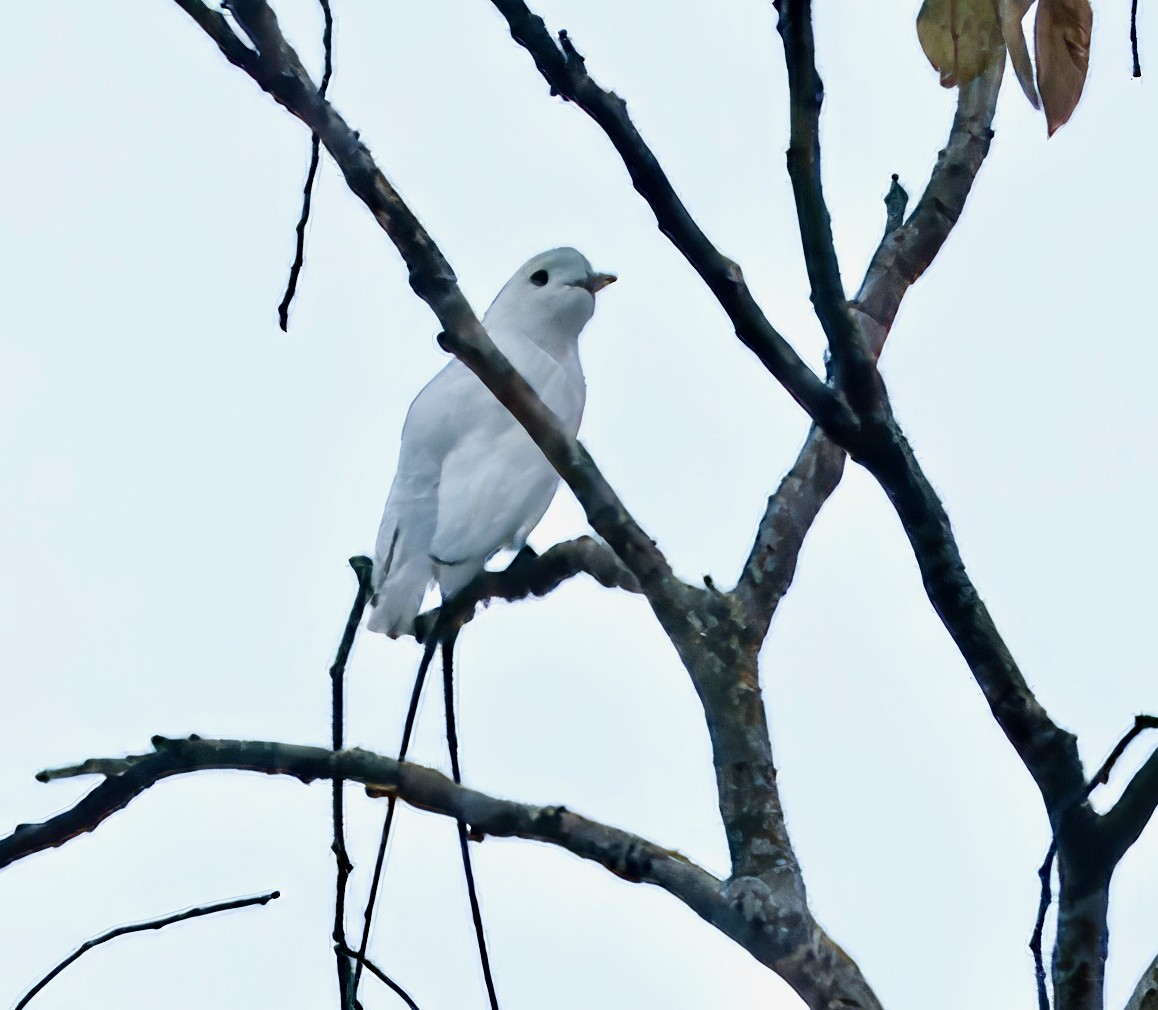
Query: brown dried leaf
xmin=1035 ymin=0 xmax=1093 ymax=134
xmin=1000 ymin=0 xmax=1041 ymax=108
xmin=917 ymin=0 xmax=1005 ymax=88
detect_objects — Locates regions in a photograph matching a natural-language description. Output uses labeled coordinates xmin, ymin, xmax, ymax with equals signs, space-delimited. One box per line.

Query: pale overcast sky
xmin=1 ymin=2 xmax=1155 ymax=1009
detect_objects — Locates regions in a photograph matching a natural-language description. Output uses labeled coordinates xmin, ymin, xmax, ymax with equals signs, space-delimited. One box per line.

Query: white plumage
xmin=368 ymin=248 xmax=616 ymax=638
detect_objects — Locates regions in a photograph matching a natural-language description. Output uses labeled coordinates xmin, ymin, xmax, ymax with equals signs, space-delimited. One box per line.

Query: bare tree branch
xmin=773 ymin=0 xmax=876 ymax=405
xmin=36 ymin=755 xmax=150 ymax=782
xmin=8 ymin=737 xmax=714 ymax=883
xmin=883 ymin=175 xmax=908 ymax=235
xmin=276 ymin=0 xmax=334 ymax=331
xmin=732 ymin=425 xmax=845 ymax=640
xmin=415 ymin=537 xmax=641 ymax=641
xmin=859 ymin=418 xmax=1085 ymax=813
xmin=441 ymin=636 xmax=502 ymax=1010
xmin=855 ymin=62 xmax=1005 ymax=352
xmin=329 ymin=557 xmax=374 ymax=1009
xmin=353 ymin=633 xmax=440 ymax=998
xmin=13 ymin=890 xmax=279 ymax=1010
xmin=9 ymin=737 xmax=875 ymax=1008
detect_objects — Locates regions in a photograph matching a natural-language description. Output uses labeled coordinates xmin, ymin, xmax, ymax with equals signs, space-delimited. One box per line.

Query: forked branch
xmin=734 ymin=51 xmax=1004 ymax=640
xmin=486 ymin=0 xmax=850 ymax=432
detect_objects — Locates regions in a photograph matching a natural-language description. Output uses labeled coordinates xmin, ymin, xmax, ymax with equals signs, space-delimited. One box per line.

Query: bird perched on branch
xmin=367 ymin=247 xmax=616 ymax=638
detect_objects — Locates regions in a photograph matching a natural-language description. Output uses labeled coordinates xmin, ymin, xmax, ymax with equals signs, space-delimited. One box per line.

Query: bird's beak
xmin=583 ymin=272 xmax=617 ymax=295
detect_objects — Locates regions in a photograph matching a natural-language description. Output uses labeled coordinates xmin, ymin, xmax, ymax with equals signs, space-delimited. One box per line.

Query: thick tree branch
xmin=773 ymin=0 xmax=876 ymax=404
xmin=1051 ymin=863 xmax=1111 ymax=1010
xmin=173 ymin=0 xmax=684 ymax=617
xmin=859 ymin=419 xmax=1084 ymax=814
xmin=6 ymin=737 xmax=715 ymax=886
xmin=8 ymin=737 xmax=875 ymax=1008
xmin=485 ymin=0 xmax=851 ymax=432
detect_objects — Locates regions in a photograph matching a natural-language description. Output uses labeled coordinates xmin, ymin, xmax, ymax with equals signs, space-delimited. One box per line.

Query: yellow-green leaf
xmin=917 ymin=0 xmax=1005 ymax=88
xmin=1034 ymin=0 xmax=1092 ymax=135
xmin=1000 ymin=0 xmax=1041 ymax=108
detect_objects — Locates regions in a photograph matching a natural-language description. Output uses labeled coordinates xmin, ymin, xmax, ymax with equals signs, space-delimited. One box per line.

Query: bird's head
xmin=483 ymin=247 xmax=616 ymax=354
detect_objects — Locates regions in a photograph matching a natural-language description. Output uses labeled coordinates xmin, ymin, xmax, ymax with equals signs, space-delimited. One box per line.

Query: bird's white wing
xmin=429 ymin=420 xmax=560 ymax=569
xmin=367 ymin=246 xmax=608 ymax=638
xmin=368 ymin=360 xmax=498 ymax=636
xmin=429 ymin=346 xmax=578 ymax=575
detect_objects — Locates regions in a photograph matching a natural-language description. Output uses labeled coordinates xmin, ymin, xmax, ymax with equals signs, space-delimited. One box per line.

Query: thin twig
xmin=1030 ymin=844 xmax=1056 ymax=1010
xmin=1096 ymin=715 xmax=1158 ymax=862
xmin=14 ymin=891 xmax=279 ymax=1010
xmin=340 ymin=945 xmax=422 ymax=1010
xmin=331 ymin=556 xmax=374 ymax=1009
xmin=35 ymin=755 xmax=150 ymax=782
xmin=1132 ymin=0 xmax=1143 ymax=78
xmin=277 ymin=0 xmax=335 ymax=330
xmin=442 ymin=630 xmax=500 ymax=1010
xmin=1090 ymin=715 xmax=1158 ymax=789
xmin=351 ymin=630 xmax=440 ymax=1000
xmin=883 ymin=174 xmax=908 ymax=235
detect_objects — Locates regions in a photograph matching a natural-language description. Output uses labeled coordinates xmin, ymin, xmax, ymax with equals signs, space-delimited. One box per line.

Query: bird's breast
xmin=494 ymin=337 xmax=586 ymax=434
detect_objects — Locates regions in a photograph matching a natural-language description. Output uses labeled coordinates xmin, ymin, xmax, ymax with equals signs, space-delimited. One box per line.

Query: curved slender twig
xmin=14 ymin=891 xmax=279 ymax=1010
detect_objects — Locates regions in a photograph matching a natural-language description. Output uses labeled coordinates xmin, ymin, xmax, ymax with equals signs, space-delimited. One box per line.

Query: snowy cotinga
xmin=368 ymin=248 xmax=616 ymax=638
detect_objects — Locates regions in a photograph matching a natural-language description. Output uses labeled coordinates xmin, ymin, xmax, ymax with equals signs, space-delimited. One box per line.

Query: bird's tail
xmin=366 ymin=558 xmax=430 ymax=638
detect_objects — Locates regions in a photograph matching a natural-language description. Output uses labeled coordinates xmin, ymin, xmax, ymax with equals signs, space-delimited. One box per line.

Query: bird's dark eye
xmin=530 ymin=269 xmax=549 ymax=286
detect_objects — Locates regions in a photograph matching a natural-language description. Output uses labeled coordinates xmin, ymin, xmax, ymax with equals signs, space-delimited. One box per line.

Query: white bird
xmin=367 ymin=248 xmax=616 ymax=638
